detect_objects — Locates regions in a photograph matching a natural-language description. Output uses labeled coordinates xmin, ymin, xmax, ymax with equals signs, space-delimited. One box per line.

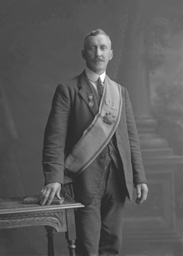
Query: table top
xmin=0 ymin=196 xmax=83 ymax=215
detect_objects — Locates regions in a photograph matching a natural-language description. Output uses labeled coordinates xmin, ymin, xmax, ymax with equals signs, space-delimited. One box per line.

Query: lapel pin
xmin=88 ymin=94 xmax=94 ymax=107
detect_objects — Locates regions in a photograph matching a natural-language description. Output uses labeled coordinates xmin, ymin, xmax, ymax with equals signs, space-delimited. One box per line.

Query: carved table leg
xmin=67 ymin=239 xmax=76 ymax=256
xmin=45 ymin=226 xmax=54 ymax=256
xmin=65 ymin=208 xmax=76 ymax=256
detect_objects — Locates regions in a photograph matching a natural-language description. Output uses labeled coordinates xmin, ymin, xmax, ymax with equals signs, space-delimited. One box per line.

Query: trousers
xmin=75 ymin=160 xmax=127 ymax=256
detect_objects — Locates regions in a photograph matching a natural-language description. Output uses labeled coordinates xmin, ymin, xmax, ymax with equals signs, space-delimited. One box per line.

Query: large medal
xmin=103 ymin=112 xmax=116 ymax=125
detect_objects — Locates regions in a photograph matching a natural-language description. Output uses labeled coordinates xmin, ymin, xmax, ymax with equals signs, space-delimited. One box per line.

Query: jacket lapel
xmin=78 ymin=71 xmax=98 ymax=117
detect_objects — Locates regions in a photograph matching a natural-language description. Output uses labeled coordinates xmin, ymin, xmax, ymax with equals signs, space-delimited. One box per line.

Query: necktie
xmin=96 ymin=77 xmax=104 ymax=102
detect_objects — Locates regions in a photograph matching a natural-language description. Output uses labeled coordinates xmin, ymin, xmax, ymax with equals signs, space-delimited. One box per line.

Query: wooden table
xmin=0 ymin=196 xmax=83 ymax=256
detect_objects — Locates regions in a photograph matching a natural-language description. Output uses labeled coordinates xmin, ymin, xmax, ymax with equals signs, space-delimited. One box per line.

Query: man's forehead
xmin=85 ymin=34 xmax=111 ymax=46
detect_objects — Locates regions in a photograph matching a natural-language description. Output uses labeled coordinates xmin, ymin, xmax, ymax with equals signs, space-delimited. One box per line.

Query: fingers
xmin=135 ymin=186 xmax=141 ymax=204
xmin=40 ymin=183 xmax=61 ymax=206
xmin=135 ymin=183 xmax=148 ymax=204
xmin=138 ymin=191 xmax=147 ymax=204
xmin=142 ymin=185 xmax=148 ymax=202
xmin=40 ymin=187 xmax=52 ymax=206
xmin=56 ymin=188 xmax=62 ymax=200
xmin=136 ymin=186 xmax=141 ymax=199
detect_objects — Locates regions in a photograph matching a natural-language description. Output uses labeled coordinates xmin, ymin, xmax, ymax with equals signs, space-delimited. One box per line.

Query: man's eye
xmin=89 ymin=46 xmax=95 ymax=51
xmin=101 ymin=46 xmax=107 ymax=50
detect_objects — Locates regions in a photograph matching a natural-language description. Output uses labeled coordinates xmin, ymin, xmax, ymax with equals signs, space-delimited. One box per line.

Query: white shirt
xmin=85 ymin=67 xmax=105 ymax=92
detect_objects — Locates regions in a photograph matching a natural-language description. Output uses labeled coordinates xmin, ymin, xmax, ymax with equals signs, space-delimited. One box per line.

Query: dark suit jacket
xmin=42 ymin=71 xmax=147 ymax=201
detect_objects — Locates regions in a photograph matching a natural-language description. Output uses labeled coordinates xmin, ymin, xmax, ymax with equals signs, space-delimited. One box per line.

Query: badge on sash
xmin=103 ymin=112 xmax=116 ymax=125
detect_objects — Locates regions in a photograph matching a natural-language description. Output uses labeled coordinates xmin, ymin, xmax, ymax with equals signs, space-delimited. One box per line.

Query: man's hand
xmin=40 ymin=182 xmax=61 ymax=205
xmin=135 ymin=183 xmax=148 ymax=204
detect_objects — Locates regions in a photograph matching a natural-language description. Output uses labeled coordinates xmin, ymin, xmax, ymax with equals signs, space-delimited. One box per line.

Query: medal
xmin=89 ymin=101 xmax=94 ymax=107
xmin=103 ymin=112 xmax=116 ymax=125
xmin=88 ymin=94 xmax=94 ymax=107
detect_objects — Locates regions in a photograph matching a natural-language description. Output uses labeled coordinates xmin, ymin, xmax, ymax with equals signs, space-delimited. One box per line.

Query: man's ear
xmin=82 ymin=50 xmax=86 ymax=60
xmin=109 ymin=50 xmax=113 ymax=60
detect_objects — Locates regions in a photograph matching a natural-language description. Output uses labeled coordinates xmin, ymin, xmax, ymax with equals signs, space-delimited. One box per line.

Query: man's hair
xmin=83 ymin=29 xmax=112 ymax=48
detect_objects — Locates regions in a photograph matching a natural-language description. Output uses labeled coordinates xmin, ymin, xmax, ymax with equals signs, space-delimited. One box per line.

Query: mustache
xmin=93 ymin=58 xmax=104 ymax=62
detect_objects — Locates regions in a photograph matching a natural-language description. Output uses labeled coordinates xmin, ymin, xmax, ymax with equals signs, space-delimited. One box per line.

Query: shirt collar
xmin=85 ymin=67 xmax=106 ymax=83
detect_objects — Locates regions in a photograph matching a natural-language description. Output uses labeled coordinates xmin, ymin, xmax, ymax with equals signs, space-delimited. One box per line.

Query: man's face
xmin=82 ymin=34 xmax=113 ymax=75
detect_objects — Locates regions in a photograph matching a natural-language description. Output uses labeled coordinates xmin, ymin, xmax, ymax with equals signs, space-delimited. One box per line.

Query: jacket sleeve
xmin=124 ymin=88 xmax=147 ymax=185
xmin=42 ymin=83 xmax=71 ymax=185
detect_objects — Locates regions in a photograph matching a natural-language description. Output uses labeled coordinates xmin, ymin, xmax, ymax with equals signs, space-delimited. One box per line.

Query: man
xmin=40 ymin=29 xmax=148 ymax=256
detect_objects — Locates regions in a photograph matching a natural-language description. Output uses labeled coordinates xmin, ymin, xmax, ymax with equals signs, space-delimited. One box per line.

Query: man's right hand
xmin=40 ymin=182 xmax=61 ymax=205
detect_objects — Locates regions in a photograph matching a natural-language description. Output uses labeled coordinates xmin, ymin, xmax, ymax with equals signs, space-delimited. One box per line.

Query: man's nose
xmin=95 ymin=48 xmax=102 ymax=57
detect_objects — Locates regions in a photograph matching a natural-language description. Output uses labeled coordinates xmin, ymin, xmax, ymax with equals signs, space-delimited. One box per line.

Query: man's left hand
xmin=135 ymin=183 xmax=148 ymax=204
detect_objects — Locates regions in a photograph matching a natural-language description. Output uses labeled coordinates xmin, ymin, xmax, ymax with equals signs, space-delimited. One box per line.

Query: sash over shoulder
xmin=65 ymin=75 xmax=123 ymax=176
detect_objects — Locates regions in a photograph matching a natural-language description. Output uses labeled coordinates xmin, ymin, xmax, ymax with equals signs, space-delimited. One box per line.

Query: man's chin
xmin=90 ymin=65 xmax=106 ymax=74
